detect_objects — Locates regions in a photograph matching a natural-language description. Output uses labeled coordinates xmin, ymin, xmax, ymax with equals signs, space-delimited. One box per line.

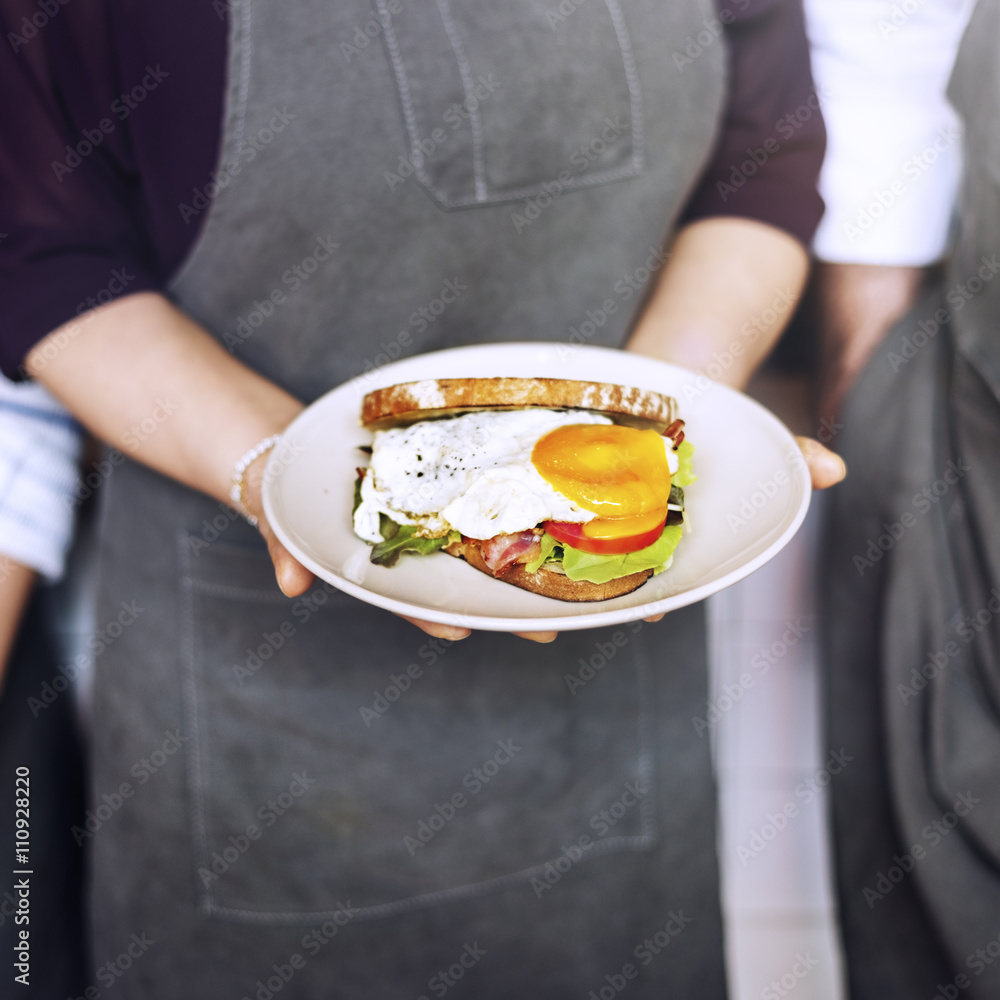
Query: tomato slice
xmin=543 ymin=516 xmax=667 ymax=555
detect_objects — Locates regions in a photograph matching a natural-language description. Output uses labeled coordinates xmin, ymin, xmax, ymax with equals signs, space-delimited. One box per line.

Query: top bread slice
xmin=361 ymin=377 xmax=678 ymax=431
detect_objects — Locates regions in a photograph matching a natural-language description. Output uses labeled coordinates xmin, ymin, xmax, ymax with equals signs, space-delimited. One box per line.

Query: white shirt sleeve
xmin=0 ymin=374 xmax=83 ymax=580
xmin=804 ymin=0 xmax=977 ymax=266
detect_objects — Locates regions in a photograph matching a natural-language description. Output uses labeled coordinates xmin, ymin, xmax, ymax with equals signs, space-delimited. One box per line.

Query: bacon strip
xmin=479 ymin=531 xmax=542 ymax=576
xmin=663 ymin=419 xmax=685 ymax=449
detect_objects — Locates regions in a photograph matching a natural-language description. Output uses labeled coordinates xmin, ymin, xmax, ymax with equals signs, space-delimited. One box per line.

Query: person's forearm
xmin=25 ymin=292 xmax=303 ymax=507
xmin=625 ymin=218 xmax=809 ymax=389
xmin=628 ymin=217 xmax=846 ymax=490
xmin=0 ymin=557 xmax=36 ymax=695
xmin=815 ymin=262 xmax=925 ymax=421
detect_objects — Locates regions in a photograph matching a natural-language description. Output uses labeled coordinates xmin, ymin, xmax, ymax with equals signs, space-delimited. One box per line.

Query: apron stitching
xmin=376 ymin=0 xmax=435 ymax=191
xmin=603 ymin=0 xmax=646 ymax=173
xmin=206 ymin=833 xmax=655 ymax=925
xmin=231 ymin=0 xmax=254 ymax=163
xmin=177 ymin=532 xmax=214 ymax=917
xmin=419 ymin=160 xmax=644 ymax=210
xmin=433 ymin=0 xmax=488 ymax=202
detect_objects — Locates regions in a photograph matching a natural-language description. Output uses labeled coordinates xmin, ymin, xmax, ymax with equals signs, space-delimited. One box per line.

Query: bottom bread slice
xmin=444 ymin=540 xmax=651 ymax=602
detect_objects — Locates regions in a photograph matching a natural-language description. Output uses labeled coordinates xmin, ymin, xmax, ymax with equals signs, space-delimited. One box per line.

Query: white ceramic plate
xmin=263 ymin=343 xmax=810 ymax=631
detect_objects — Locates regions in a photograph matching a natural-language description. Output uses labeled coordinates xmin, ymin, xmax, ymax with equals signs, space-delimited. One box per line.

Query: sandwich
xmin=352 ymin=377 xmax=695 ymax=601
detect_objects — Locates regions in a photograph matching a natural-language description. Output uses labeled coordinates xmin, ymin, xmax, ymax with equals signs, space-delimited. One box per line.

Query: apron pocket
xmin=377 ymin=0 xmax=645 ymax=207
xmin=179 ymin=532 xmax=659 ymax=924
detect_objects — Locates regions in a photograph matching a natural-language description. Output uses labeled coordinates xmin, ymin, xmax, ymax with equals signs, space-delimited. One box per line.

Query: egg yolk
xmin=531 ymin=424 xmax=671 ymax=538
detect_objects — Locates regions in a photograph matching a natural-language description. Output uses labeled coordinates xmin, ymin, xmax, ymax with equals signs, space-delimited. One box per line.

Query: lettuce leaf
xmin=524 ymin=531 xmax=559 ymax=573
xmin=559 ymin=523 xmax=684 ymax=583
xmin=370 ymin=516 xmax=458 ymax=567
xmin=352 ymin=473 xmax=364 ymax=515
xmin=673 ymin=439 xmax=697 ymax=488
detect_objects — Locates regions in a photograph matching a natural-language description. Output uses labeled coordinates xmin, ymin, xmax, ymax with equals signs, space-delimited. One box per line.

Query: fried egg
xmin=353 ymin=408 xmax=678 ymax=543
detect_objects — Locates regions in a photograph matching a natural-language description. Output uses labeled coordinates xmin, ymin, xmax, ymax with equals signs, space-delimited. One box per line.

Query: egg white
xmin=353 ymin=409 xmax=621 ymax=543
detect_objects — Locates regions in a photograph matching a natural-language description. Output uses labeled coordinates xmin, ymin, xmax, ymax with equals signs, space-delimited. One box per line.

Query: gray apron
xmin=823 ymin=1 xmax=1000 ymax=996
xmin=89 ymin=2 xmax=729 ymax=996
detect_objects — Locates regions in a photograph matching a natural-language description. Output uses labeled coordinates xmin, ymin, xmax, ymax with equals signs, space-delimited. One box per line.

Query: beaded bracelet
xmin=229 ymin=434 xmax=282 ymax=527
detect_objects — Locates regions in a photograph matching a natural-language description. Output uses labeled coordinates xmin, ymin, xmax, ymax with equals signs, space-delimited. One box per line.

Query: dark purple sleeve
xmin=0 ymin=0 xmax=822 ymax=379
xmin=680 ymin=0 xmax=826 ymax=245
xmin=0 ymin=0 xmax=225 ymax=378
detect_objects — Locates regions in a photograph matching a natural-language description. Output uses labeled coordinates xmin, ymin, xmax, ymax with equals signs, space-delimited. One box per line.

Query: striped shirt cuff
xmin=0 ymin=376 xmax=83 ymax=580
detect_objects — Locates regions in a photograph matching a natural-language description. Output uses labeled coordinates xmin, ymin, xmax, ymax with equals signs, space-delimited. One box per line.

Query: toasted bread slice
xmin=361 ymin=377 xmax=677 ymax=431
xmin=443 ymin=538 xmax=652 ymax=602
